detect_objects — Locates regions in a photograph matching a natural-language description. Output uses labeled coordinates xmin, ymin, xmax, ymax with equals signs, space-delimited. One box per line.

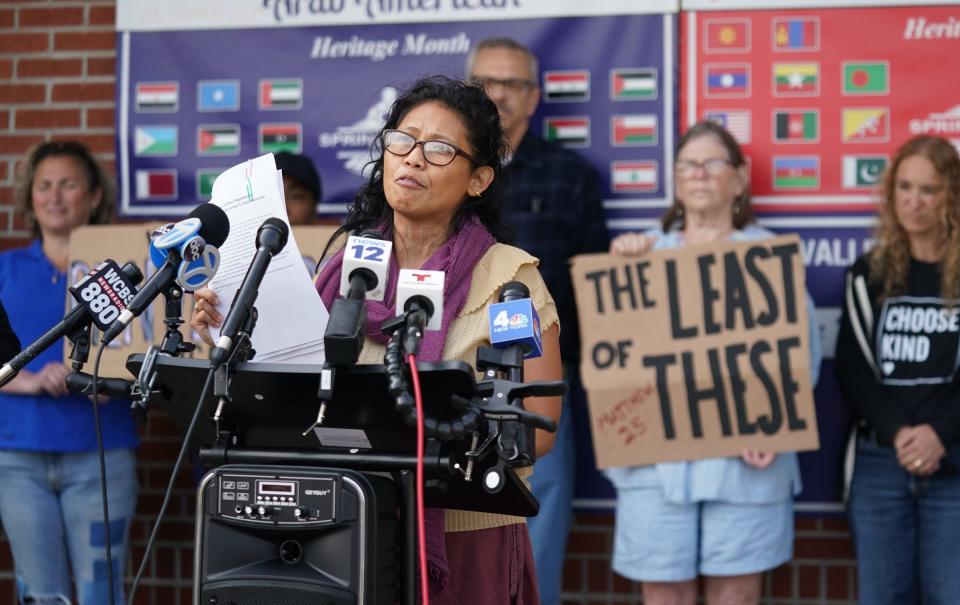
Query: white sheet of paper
xmin=207 ymin=153 xmax=328 ymax=363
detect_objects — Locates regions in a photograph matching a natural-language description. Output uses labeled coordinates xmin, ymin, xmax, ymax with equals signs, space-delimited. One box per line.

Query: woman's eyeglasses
xmin=675 ymin=158 xmax=734 ymax=178
xmin=382 ymin=129 xmax=478 ymax=167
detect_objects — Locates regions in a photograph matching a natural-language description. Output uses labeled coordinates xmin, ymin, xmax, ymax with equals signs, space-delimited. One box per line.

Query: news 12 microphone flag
xmin=114 ymin=1 xmax=676 ymax=221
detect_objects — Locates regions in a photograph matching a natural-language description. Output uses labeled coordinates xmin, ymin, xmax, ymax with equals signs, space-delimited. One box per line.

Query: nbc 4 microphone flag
xmin=260 ymin=123 xmax=302 ymax=153
xmin=135 ymin=169 xmax=177 ymax=200
xmin=259 ymin=79 xmax=303 ymax=110
xmin=197 ymin=124 xmax=240 ymax=155
xmin=611 ymin=115 xmax=657 ymax=146
xmin=843 ymin=62 xmax=889 ymax=95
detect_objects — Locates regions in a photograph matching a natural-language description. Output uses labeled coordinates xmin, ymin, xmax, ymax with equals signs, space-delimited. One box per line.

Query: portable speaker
xmin=195 ymin=465 xmax=399 ymax=605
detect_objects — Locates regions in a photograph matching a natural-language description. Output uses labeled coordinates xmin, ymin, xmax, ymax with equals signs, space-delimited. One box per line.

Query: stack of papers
xmin=207 ymin=153 xmax=329 ymax=364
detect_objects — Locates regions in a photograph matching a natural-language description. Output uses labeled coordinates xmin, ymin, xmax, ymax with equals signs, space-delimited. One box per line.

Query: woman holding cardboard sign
xmin=606 ymin=121 xmax=822 ymax=605
xmin=836 ymin=135 xmax=960 ymax=604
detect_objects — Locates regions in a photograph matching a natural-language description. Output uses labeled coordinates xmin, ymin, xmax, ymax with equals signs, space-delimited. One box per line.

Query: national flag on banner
xmin=197 ymin=80 xmax=240 ymax=111
xmin=135 ymin=82 xmax=178 ymax=112
xmin=704 ymin=19 xmax=750 ymax=53
xmin=196 ymin=169 xmax=223 ymax=199
xmin=197 ymin=124 xmax=240 ymax=155
xmin=135 ymin=169 xmax=177 ymax=200
xmin=773 ymin=62 xmax=819 ymax=95
xmin=773 ymin=156 xmax=819 ymax=189
xmin=705 ymin=110 xmax=751 ymax=144
xmin=259 ymin=79 xmax=303 ymax=110
xmin=543 ymin=71 xmax=590 ymax=102
xmin=774 ymin=110 xmax=818 ymax=142
xmin=611 ymin=115 xmax=657 ymax=146
xmin=610 ymin=68 xmax=657 ymax=100
xmin=843 ymin=62 xmax=889 ymax=95
xmin=772 ymin=17 xmax=818 ymax=51
xmin=260 ymin=123 xmax=302 ymax=153
xmin=842 ymin=108 xmax=890 ymax=142
xmin=704 ymin=64 xmax=750 ymax=97
xmin=544 ymin=117 xmax=590 ymax=147
xmin=842 ymin=155 xmax=888 ymax=189
xmin=611 ymin=161 xmax=658 ymax=192
xmin=134 ymin=125 xmax=177 ymax=156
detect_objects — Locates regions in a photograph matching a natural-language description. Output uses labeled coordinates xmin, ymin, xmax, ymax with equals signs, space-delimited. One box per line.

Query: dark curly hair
xmin=323 ymin=76 xmax=511 ymax=258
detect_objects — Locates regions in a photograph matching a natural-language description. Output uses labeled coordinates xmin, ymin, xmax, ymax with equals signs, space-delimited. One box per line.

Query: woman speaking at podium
xmin=193 ymin=76 xmax=563 ymax=604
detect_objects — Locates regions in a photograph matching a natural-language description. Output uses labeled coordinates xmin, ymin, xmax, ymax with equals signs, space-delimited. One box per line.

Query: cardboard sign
xmin=570 ymin=234 xmax=820 ymax=468
xmin=66 ymin=224 xmax=337 ymax=378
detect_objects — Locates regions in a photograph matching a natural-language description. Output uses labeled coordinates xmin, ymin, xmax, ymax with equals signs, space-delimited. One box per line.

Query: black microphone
xmin=210 ymin=218 xmax=289 ymax=368
xmin=101 ymin=204 xmax=230 ymax=345
xmin=0 ymin=262 xmax=144 ymax=388
xmin=324 ymin=230 xmax=392 ymax=365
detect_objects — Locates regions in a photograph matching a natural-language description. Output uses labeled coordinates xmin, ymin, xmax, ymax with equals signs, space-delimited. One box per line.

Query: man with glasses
xmin=467 ymin=37 xmax=609 ymax=605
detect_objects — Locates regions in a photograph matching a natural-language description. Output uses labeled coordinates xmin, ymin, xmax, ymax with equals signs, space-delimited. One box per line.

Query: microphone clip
xmin=159 ymin=283 xmax=196 ymax=357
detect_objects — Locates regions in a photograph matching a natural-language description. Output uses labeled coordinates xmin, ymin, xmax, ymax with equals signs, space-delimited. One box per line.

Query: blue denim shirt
xmin=605 ymin=224 xmax=823 ymax=504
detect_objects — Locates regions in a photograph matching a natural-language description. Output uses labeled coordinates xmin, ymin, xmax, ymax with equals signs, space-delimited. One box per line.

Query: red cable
xmin=408 ymin=352 xmax=429 ymax=604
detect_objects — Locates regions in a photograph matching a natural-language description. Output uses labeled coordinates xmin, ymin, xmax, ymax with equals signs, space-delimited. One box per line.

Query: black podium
xmin=127 ymin=354 xmax=544 ymax=605
xmin=127 ymin=354 xmax=539 ymax=516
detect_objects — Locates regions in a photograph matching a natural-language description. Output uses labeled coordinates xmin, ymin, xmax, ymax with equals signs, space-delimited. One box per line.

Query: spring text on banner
xmin=570 ymin=234 xmax=819 ymax=468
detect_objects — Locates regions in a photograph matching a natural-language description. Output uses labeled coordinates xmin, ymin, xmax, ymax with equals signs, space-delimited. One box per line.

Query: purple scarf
xmin=316 ymin=215 xmax=495 ymax=598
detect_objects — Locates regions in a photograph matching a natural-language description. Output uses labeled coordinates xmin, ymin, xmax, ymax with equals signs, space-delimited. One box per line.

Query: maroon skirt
xmin=432 ymin=523 xmax=540 ymax=605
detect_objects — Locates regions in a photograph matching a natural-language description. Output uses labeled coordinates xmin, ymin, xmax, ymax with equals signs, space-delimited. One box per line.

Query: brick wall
xmin=1 ymin=1 xmax=194 ymax=602
xmin=1 ymin=1 xmax=858 ymax=603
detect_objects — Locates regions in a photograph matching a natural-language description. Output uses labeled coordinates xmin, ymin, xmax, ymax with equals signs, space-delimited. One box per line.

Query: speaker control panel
xmin=215 ymin=472 xmax=337 ymax=525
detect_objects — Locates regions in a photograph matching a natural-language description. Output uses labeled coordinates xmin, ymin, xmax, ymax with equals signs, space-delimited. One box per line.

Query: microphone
xmin=396 ymin=269 xmax=444 ymax=355
xmin=488 ymin=281 xmax=542 ymax=358
xmin=324 ymin=230 xmax=392 ymax=365
xmin=210 ymin=217 xmax=289 ymax=368
xmin=176 ymin=245 xmax=221 ymax=292
xmin=101 ymin=203 xmax=230 ymax=345
xmin=339 ymin=231 xmax=392 ymax=302
xmin=0 ymin=262 xmax=144 ymax=388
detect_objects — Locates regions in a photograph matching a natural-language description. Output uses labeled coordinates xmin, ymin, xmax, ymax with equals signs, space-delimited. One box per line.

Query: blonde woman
xmin=836 ymin=134 xmax=960 ymax=605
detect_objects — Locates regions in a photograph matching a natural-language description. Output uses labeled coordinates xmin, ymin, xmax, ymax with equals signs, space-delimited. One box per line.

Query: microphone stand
xmin=213 ymin=306 xmax=258 ymax=442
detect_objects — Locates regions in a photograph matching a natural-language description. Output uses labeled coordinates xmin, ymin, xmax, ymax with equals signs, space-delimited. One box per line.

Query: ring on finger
xmin=913 ymin=459 xmax=924 ymax=469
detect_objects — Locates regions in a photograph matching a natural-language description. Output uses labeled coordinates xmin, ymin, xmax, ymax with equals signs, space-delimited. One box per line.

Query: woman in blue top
xmin=607 ymin=121 xmax=822 ymax=605
xmin=0 ymin=142 xmax=138 ymax=605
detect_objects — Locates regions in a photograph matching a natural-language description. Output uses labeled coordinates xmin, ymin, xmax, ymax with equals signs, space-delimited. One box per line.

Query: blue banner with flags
xmin=117 ymin=13 xmax=675 ymax=221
